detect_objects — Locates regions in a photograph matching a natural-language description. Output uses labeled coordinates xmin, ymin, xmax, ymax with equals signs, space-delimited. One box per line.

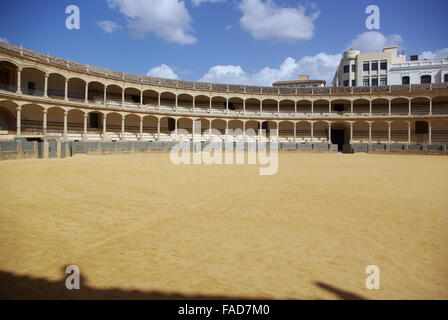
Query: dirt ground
xmin=0 ymin=152 xmax=447 ymax=300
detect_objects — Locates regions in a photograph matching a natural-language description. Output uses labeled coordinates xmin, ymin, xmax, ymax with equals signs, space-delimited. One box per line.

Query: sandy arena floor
xmin=0 ymin=152 xmax=447 ymax=300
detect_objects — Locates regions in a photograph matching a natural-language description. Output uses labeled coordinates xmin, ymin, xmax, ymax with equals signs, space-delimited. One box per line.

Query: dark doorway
xmin=331 ymin=129 xmax=345 ymax=151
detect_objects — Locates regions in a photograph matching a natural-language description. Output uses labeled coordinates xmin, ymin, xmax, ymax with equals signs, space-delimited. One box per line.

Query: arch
xmin=297 ymin=99 xmax=312 ymax=114
xmin=68 ymin=77 xmax=86 ymax=101
xmin=410 ymin=97 xmax=430 ymax=115
xmin=432 ymin=96 xmax=448 ymax=115
xmin=124 ymin=87 xmax=141 ymax=104
xmin=106 ymin=84 xmax=123 ymax=104
xmin=352 ymin=121 xmax=370 ymax=143
xmin=211 ymin=96 xmax=226 ymax=113
xmin=160 ymin=91 xmax=176 ymax=108
xmin=21 ymin=103 xmax=45 ymax=134
xmin=261 ymin=99 xmax=278 ymax=115
xmin=88 ymin=81 xmax=105 ymax=103
xmin=194 ymin=95 xmax=211 ymax=112
xmin=244 ymin=98 xmax=261 ymax=115
xmin=371 ymin=98 xmax=389 ymax=115
xmin=313 ymin=99 xmax=330 ymax=114
xmin=0 ymin=61 xmax=18 ymax=92
xmin=390 ymin=97 xmax=409 ymax=115
xmin=178 ymin=93 xmax=194 ymax=110
xmin=228 ymin=97 xmax=244 ymax=113
xmin=0 ymin=100 xmax=19 ymax=132
xmin=353 ymin=98 xmax=370 ymax=114
xmin=142 ymin=89 xmax=159 ymax=106
xmin=21 ymin=67 xmax=45 ymax=96
xmin=47 ymin=73 xmax=65 ymax=99
xmin=279 ymin=99 xmax=295 ymax=114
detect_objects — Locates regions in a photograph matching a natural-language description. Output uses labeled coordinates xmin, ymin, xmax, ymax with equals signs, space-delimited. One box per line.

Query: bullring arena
xmin=0 ymin=42 xmax=447 ymax=300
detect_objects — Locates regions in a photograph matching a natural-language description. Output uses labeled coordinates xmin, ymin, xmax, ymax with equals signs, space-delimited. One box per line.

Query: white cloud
xmin=347 ymin=31 xmax=403 ymax=52
xmin=147 ymin=64 xmax=179 ymax=79
xmin=238 ymin=0 xmax=319 ymax=42
xmin=191 ymin=0 xmax=225 ymax=6
xmin=0 ymin=37 xmax=8 ymax=43
xmin=420 ymin=48 xmax=448 ymax=60
xmin=97 ymin=20 xmax=122 ymax=33
xmin=199 ymin=52 xmax=341 ymax=86
xmin=107 ymin=0 xmax=197 ymax=44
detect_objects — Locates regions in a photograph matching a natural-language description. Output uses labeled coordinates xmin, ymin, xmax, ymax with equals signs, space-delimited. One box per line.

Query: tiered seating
xmin=67 ymin=133 xmax=83 ymax=141
xmin=105 ymin=132 xmax=120 ymax=141
xmin=85 ymin=133 xmax=101 ymax=141
xmin=122 ymin=132 xmax=138 ymax=141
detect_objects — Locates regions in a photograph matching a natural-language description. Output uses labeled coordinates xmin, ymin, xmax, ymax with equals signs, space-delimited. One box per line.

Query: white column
xmin=174 ymin=118 xmax=178 ymax=141
xmin=310 ymin=122 xmax=314 ymax=143
xmin=63 ymin=111 xmax=68 ymax=140
xmin=260 ymin=100 xmax=263 ymax=115
xmin=157 ymin=118 xmax=161 ymax=141
xmin=387 ymin=121 xmax=392 ymax=144
xmin=121 ymin=88 xmax=125 ymax=105
xmin=43 ymin=109 xmax=48 ymax=135
xmin=192 ymin=97 xmax=195 ymax=112
xmin=84 ymin=82 xmax=88 ymax=103
xmin=209 ymin=120 xmax=212 ymax=141
xmin=293 ymin=122 xmax=297 ymax=143
xmin=277 ymin=100 xmax=280 ymax=116
xmin=121 ymin=115 xmax=125 ymax=139
xmin=140 ymin=91 xmax=143 ymax=107
xmin=16 ymin=69 xmax=22 ymax=94
xmin=158 ymin=93 xmax=161 ymax=110
xmin=102 ymin=114 xmax=107 ymax=138
xmin=428 ymin=121 xmax=432 ymax=145
xmin=83 ymin=113 xmax=88 ymax=140
xmin=429 ymin=99 xmax=432 ymax=115
xmin=368 ymin=121 xmax=372 ymax=143
xmin=388 ymin=100 xmax=391 ymax=115
xmin=103 ymin=86 xmax=107 ymax=104
xmin=175 ymin=95 xmax=178 ymax=111
xmin=350 ymin=100 xmax=354 ymax=115
xmin=44 ymin=75 xmax=48 ymax=97
xmin=328 ymin=101 xmax=331 ymax=114
xmin=243 ymin=99 xmax=246 ymax=114
xmin=407 ymin=121 xmax=411 ymax=144
xmin=408 ymin=100 xmax=411 ymax=116
xmin=209 ymin=98 xmax=212 ymax=113
xmin=139 ymin=117 xmax=143 ymax=141
xmin=294 ymin=101 xmax=297 ymax=115
xmin=311 ymin=101 xmax=314 ymax=114
xmin=369 ymin=100 xmax=372 ymax=116
xmin=64 ymin=79 xmax=68 ymax=101
xmin=226 ymin=99 xmax=229 ymax=114
xmin=349 ymin=122 xmax=353 ymax=144
xmin=16 ymin=107 xmax=21 ymax=136
xmin=328 ymin=122 xmax=332 ymax=143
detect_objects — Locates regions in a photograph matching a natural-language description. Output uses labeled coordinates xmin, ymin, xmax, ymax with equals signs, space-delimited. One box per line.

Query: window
xmin=168 ymin=118 xmax=176 ymax=131
xmin=363 ymin=78 xmax=369 ymax=87
xmin=415 ymin=121 xmax=429 ymax=134
xmin=371 ymin=62 xmax=378 ymax=71
xmin=445 ymin=74 xmax=448 ymax=83
xmin=351 ymin=64 xmax=356 ymax=72
xmin=380 ymin=78 xmax=387 ymax=86
xmin=421 ymin=75 xmax=431 ymax=84
xmin=380 ymin=61 xmax=387 ymax=70
xmin=343 ymin=65 xmax=349 ymax=73
xmin=352 ymin=80 xmax=356 ymax=87
xmin=343 ymin=80 xmax=349 ymax=87
xmin=402 ymin=76 xmax=410 ymax=85
xmin=363 ymin=62 xmax=369 ymax=71
xmin=371 ymin=78 xmax=378 ymax=86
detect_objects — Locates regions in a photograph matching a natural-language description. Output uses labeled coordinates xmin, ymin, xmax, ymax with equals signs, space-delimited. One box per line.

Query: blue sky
xmin=0 ymin=0 xmax=447 ymax=86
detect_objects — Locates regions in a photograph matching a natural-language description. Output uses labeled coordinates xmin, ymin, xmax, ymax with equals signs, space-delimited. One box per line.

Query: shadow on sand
xmin=0 ymin=269 xmax=367 ymax=300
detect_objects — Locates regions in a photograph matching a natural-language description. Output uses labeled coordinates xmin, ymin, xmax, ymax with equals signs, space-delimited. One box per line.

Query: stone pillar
xmin=350 ymin=100 xmax=354 ymax=115
xmin=102 ymin=114 xmax=107 ymax=139
xmin=243 ymin=99 xmax=246 ymax=114
xmin=387 ymin=121 xmax=392 ymax=144
xmin=175 ymin=95 xmax=178 ymax=111
xmin=311 ymin=101 xmax=314 ymax=114
xmin=16 ymin=107 xmax=21 ymax=136
xmin=44 ymin=74 xmax=48 ymax=97
xmin=63 ymin=111 xmax=68 ymax=140
xmin=328 ymin=122 xmax=332 ymax=144
xmin=294 ymin=101 xmax=297 ymax=114
xmin=310 ymin=122 xmax=314 ymax=143
xmin=428 ymin=121 xmax=432 ymax=145
xmin=260 ymin=100 xmax=263 ymax=115
xmin=103 ymin=86 xmax=107 ymax=104
xmin=277 ymin=100 xmax=280 ymax=116
xmin=368 ymin=121 xmax=372 ymax=144
xmin=407 ymin=121 xmax=411 ymax=144
xmin=83 ymin=113 xmax=88 ymax=140
xmin=140 ymin=91 xmax=143 ymax=107
xmin=328 ymin=101 xmax=331 ymax=114
xmin=349 ymin=122 xmax=353 ymax=144
xmin=121 ymin=88 xmax=125 ymax=105
xmin=84 ymin=82 xmax=88 ymax=103
xmin=121 ymin=115 xmax=125 ymax=140
xmin=408 ymin=100 xmax=411 ymax=116
xmin=64 ymin=79 xmax=68 ymax=101
xmin=388 ymin=100 xmax=392 ymax=115
xmin=369 ymin=100 xmax=372 ymax=116
xmin=174 ymin=118 xmax=178 ymax=141
xmin=429 ymin=99 xmax=432 ymax=115
xmin=157 ymin=118 xmax=161 ymax=141
xmin=226 ymin=99 xmax=229 ymax=114
xmin=293 ymin=122 xmax=297 ymax=143
xmin=43 ymin=109 xmax=48 ymax=135
xmin=192 ymin=97 xmax=195 ymax=112
xmin=139 ymin=117 xmax=143 ymax=141
xmin=16 ymin=69 xmax=22 ymax=94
